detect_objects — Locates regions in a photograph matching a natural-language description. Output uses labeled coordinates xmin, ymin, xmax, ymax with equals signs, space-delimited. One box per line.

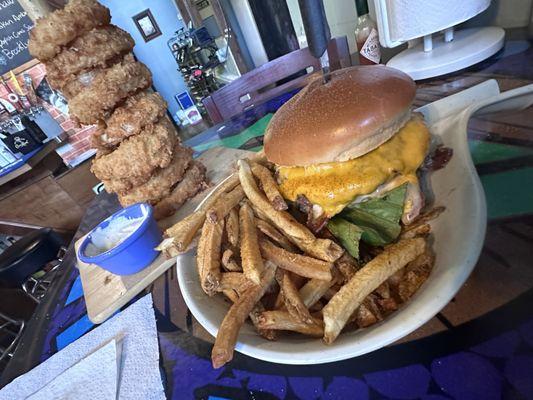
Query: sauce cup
xmin=77 ymin=203 xmax=162 ymax=275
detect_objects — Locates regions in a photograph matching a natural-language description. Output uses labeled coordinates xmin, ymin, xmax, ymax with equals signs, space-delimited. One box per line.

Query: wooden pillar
xmin=174 ymin=0 xmax=192 ymax=27
xmin=210 ymin=0 xmax=248 ymax=74
xmin=176 ymin=0 xmax=202 ymax=28
xmin=18 ymin=0 xmax=53 ymax=21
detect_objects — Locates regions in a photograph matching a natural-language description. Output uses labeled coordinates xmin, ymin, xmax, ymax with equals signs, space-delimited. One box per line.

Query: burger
xmin=263 ymin=66 xmax=434 ymax=256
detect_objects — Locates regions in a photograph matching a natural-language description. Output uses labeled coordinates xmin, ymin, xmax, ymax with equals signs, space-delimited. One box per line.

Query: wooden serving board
xmin=76 ymin=147 xmax=253 ymax=324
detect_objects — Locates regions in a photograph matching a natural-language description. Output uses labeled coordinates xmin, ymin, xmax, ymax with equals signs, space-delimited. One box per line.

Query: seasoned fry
xmin=351 ymin=300 xmax=380 ymax=328
xmin=159 ymin=212 xmax=205 ymax=254
xmin=273 ymin=272 xmax=306 ymax=309
xmin=309 ymin=300 xmax=324 ymax=313
xmin=238 ymin=159 xmax=342 ymax=262
xmin=200 ymin=173 xmax=240 ymax=212
xmin=299 ymin=279 xmax=335 ymax=308
xmin=211 ymin=261 xmax=277 ymax=368
xmin=206 ymin=185 xmax=245 ymax=223
xmin=239 ymin=202 xmax=264 ymax=284
xmin=251 ymin=162 xmax=288 ymax=211
xmin=335 ymin=252 xmax=359 ymax=283
xmin=257 ymin=311 xmax=324 ymax=337
xmin=250 ymin=203 xmax=271 ymax=222
xmin=322 ymin=238 xmax=426 ymax=344
xmin=225 ymin=208 xmax=240 ymax=247
xmin=160 ymin=174 xmax=241 ymax=253
xmin=260 ymin=239 xmax=332 ymax=281
xmin=223 ymin=288 xmax=277 ymax=340
xmin=256 ymin=219 xmax=297 ymax=251
xmin=400 ymin=223 xmax=431 ymax=239
xmin=397 ymin=251 xmax=434 ymax=301
xmin=221 ymin=249 xmax=242 ymax=272
xmin=322 ymin=287 xmax=339 ymax=302
xmin=276 ymin=270 xmax=314 ymax=324
xmin=249 ymin=302 xmax=278 ymax=341
xmin=218 ymin=273 xmax=254 ymax=293
xmin=155 ymin=237 xmax=183 ymax=258
xmin=410 ymin=206 xmax=445 ymax=226
xmin=222 ymin=289 xmax=239 ymax=303
xmin=197 ymin=218 xmax=224 ymax=296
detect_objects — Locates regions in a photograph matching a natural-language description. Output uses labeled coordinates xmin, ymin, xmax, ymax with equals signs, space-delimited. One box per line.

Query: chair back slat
xmin=203 ymin=36 xmax=351 ymax=123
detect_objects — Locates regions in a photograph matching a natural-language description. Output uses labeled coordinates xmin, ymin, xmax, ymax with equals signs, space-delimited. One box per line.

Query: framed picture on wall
xmin=132 ymin=9 xmax=162 ymax=42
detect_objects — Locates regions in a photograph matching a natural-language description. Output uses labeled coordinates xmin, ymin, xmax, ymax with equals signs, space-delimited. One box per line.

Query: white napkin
xmin=0 ymin=294 xmax=165 ymax=400
xmin=26 ymin=339 xmax=118 ymax=400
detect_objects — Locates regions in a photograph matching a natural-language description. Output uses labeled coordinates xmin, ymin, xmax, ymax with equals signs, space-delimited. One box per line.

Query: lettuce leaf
xmin=341 ymin=183 xmax=407 ymax=247
xmin=327 ymin=218 xmax=363 ymax=259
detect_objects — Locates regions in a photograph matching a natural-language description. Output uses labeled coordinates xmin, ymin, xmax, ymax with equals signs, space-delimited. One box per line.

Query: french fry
xmin=257 ymin=311 xmax=324 ymax=337
xmin=400 ymin=223 xmax=431 ymax=239
xmin=155 ymin=237 xmax=180 ymax=257
xmin=225 ymin=207 xmax=240 ymax=247
xmin=221 ymin=290 xmax=276 ymax=339
xmin=200 ymin=173 xmax=240 ymax=212
xmin=206 ymin=185 xmax=244 ymax=223
xmin=239 ymin=202 xmax=264 ymax=284
xmin=322 ymin=237 xmax=426 ymax=344
xmin=273 ymin=272 xmax=306 ymax=309
xmin=335 ymin=252 xmax=359 ymax=283
xmin=238 ymin=159 xmax=342 ymax=262
xmin=276 ymin=270 xmax=314 ymax=324
xmin=158 ymin=212 xmax=205 ymax=254
xmin=197 ymin=217 xmax=225 ymax=296
xmin=256 ymin=219 xmax=297 ymax=252
xmin=397 ymin=251 xmax=434 ymax=301
xmin=309 ymin=300 xmax=324 ymax=313
xmin=250 ymin=203 xmax=270 ymax=222
xmin=299 ymin=278 xmax=334 ymax=308
xmin=249 ymin=301 xmax=278 ymax=341
xmin=260 ymin=239 xmax=332 ymax=281
xmin=251 ymin=162 xmax=288 ymax=211
xmin=351 ymin=300 xmax=380 ymax=328
xmin=222 ymin=289 xmax=239 ymax=303
xmin=221 ymin=248 xmax=242 ymax=272
xmin=218 ymin=272 xmax=254 ymax=293
xmin=409 ymin=206 xmax=445 ymax=226
xmin=211 ymin=261 xmax=277 ymax=368
xmin=322 ymin=287 xmax=339 ymax=302
xmin=160 ymin=174 xmax=241 ymax=253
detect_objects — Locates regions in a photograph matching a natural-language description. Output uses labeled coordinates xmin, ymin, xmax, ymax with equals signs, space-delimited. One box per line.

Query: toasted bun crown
xmin=264 ymin=66 xmax=416 ymax=166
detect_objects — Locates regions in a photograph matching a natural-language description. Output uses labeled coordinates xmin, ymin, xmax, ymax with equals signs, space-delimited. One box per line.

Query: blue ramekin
xmin=77 ymin=203 xmax=162 ymax=275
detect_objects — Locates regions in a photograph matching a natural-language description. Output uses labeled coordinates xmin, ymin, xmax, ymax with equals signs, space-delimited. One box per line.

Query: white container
xmin=176 ymin=80 xmax=533 ymax=364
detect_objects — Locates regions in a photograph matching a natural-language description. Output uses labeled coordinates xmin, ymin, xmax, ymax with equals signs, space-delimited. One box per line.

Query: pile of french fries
xmin=159 ymin=157 xmax=437 ymax=369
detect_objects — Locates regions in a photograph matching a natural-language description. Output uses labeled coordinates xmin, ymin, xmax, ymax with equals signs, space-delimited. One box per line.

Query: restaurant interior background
xmin=0 ymin=0 xmax=532 ymax=382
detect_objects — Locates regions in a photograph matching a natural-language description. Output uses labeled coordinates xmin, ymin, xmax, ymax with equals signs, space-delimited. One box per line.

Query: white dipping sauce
xmin=85 ymin=215 xmax=145 ymax=257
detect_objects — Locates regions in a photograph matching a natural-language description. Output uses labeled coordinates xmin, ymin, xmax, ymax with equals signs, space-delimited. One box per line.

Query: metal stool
xmin=0 ymin=312 xmax=24 ymax=364
xmin=22 ymin=246 xmax=66 ymax=302
xmin=0 ymin=228 xmax=64 ymax=303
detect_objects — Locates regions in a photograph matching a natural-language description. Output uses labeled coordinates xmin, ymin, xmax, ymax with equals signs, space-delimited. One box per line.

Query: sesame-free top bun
xmin=264 ymin=65 xmax=416 ymax=166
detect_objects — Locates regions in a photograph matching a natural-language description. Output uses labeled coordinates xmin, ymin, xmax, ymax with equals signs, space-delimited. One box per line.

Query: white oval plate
xmin=176 ymin=81 xmax=533 ymax=364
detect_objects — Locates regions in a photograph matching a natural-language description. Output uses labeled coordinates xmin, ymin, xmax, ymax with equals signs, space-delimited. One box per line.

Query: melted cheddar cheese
xmin=277 ymin=118 xmax=430 ymax=216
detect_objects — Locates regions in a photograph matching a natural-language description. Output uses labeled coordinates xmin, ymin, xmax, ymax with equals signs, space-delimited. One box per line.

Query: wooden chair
xmin=203 ymin=36 xmax=351 ymax=124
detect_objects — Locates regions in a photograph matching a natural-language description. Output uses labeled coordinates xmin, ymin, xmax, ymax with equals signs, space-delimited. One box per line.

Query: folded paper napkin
xmin=26 ymin=339 xmax=118 ymax=400
xmin=0 ymin=294 xmax=165 ymax=400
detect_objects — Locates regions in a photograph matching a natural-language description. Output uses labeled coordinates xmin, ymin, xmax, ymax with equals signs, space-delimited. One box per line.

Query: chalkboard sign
xmin=0 ymin=0 xmax=33 ymax=75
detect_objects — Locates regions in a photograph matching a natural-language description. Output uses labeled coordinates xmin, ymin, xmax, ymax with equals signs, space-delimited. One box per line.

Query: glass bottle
xmin=354 ymin=0 xmax=381 ymax=65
